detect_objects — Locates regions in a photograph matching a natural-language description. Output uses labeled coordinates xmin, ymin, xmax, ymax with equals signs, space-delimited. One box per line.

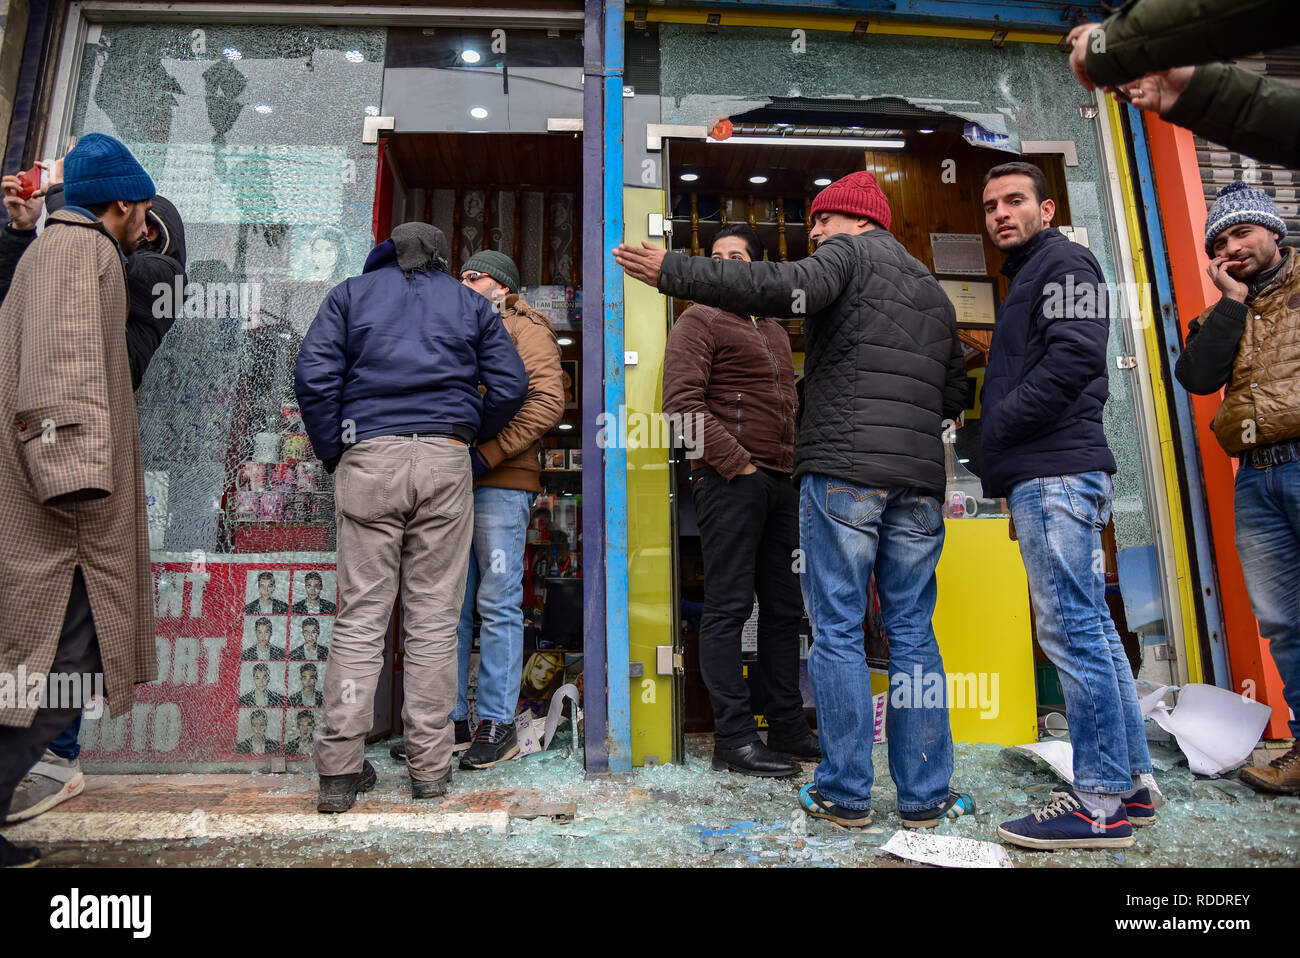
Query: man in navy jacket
xmin=979 ymin=163 xmax=1152 ymax=851
xmin=294 ymin=224 xmax=526 ymax=810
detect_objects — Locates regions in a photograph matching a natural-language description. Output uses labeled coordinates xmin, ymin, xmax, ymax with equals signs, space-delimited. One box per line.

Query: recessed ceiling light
xmin=222 ymin=47 xmax=242 ymax=60
xmin=679 ymin=172 xmax=699 ymax=182
xmin=254 ymin=104 xmax=272 ymax=114
xmin=814 ymin=177 xmax=832 ymax=186
xmin=469 ymin=106 xmax=489 ymax=119
xmin=345 ymin=50 xmax=364 ymax=63
xmin=918 ymin=128 xmax=935 ymax=134
xmin=461 ymin=49 xmax=482 ymax=64
xmin=558 ymin=423 xmax=574 ymax=431
xmin=749 ymin=175 xmax=768 ymax=184
xmin=557 ymin=336 xmax=574 ymax=346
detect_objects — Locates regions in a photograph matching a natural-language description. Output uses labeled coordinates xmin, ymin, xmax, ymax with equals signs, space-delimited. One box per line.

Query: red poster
xmin=80 ymin=560 xmax=335 ymax=764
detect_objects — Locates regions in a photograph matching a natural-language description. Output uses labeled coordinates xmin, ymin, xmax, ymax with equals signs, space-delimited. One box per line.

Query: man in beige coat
xmin=454 ymin=250 xmax=564 ymax=769
xmin=0 ymin=133 xmax=157 ymax=868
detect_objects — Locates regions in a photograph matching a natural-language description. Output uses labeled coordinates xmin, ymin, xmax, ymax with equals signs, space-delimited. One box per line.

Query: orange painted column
xmin=1146 ymin=117 xmax=1289 ymax=737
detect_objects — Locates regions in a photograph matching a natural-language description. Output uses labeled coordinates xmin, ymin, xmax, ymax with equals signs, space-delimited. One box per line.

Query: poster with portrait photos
xmin=239 ymin=660 xmax=287 ymax=708
xmin=236 ymin=708 xmax=283 ymax=755
xmin=244 ymin=569 xmax=291 ymax=615
xmin=284 ymin=709 xmax=321 ymax=756
xmin=290 ymin=568 xmax=338 ymax=615
xmin=288 ymin=615 xmax=332 ymax=661
xmin=286 ymin=660 xmax=327 ymax=709
xmin=242 ymin=615 xmax=288 ymax=661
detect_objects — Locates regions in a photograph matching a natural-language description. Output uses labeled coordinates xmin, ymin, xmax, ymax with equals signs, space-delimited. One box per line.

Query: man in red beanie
xmin=616 ymin=170 xmax=974 ymax=830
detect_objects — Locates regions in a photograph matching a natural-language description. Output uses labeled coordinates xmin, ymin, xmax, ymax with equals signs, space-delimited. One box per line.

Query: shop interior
xmin=374 ymin=131 xmax=586 ymax=733
xmin=663 ymin=108 xmax=1143 ymax=738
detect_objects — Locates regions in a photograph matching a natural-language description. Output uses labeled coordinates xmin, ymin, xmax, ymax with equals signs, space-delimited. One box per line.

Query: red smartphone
xmin=15 ymin=165 xmax=42 ymax=200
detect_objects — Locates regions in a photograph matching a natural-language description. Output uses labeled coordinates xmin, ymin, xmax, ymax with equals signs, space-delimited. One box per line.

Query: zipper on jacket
xmin=757 ymin=321 xmax=791 ymax=452
xmin=736 ymin=392 xmax=743 ymax=439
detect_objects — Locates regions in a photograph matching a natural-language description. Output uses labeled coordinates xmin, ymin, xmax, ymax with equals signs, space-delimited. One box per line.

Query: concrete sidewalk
xmin=5 ymin=736 xmax=1298 ymax=867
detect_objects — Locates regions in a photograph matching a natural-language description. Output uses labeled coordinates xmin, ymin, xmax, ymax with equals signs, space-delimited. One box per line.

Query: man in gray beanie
xmin=1176 ymin=180 xmax=1300 ymax=795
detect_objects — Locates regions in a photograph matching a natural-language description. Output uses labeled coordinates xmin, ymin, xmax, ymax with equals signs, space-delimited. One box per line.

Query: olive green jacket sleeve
xmin=1084 ymin=0 xmax=1298 ymax=87
xmin=1163 ymin=64 xmax=1300 ymax=168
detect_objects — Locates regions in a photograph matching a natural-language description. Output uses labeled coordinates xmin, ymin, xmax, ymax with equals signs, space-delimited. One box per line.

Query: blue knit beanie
xmin=63 ymin=133 xmax=156 ymax=208
xmin=1205 ymin=181 xmax=1287 ymax=255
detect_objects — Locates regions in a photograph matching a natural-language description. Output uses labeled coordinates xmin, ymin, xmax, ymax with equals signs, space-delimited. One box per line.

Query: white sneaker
xmin=4 ymin=750 xmax=84 ymax=823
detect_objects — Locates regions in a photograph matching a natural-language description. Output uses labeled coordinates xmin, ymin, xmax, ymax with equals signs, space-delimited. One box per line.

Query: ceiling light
xmin=469 ymin=106 xmax=489 ymax=119
xmin=709 ymin=136 xmax=906 ymax=149
xmin=222 ymin=47 xmax=242 ymax=60
xmin=558 ymin=423 xmax=574 ymax=431
xmin=679 ymin=172 xmax=699 ymax=182
xmin=461 ymin=49 xmax=482 ymax=64
xmin=814 ymin=177 xmax=832 ymax=186
xmin=749 ymin=175 xmax=768 ymax=184
xmin=344 ymin=50 xmax=364 ymax=63
xmin=557 ymin=336 xmax=574 ymax=346
xmin=918 ymin=128 xmax=935 ymax=134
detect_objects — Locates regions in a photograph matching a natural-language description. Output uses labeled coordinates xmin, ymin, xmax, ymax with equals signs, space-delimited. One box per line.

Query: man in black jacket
xmin=978 ymin=162 xmax=1152 ymax=851
xmin=617 ymin=171 xmax=974 ymax=830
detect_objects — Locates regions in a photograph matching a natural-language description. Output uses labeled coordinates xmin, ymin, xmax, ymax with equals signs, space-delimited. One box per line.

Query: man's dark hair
xmin=250 ymin=709 xmax=268 ymax=722
xmin=297 ymin=710 xmax=315 ymax=725
xmin=253 ymin=663 xmax=270 ymax=677
xmin=301 ymin=618 xmax=319 ymax=634
xmin=713 ymin=223 xmax=764 ymax=263
xmin=257 ymin=571 xmax=276 ymax=585
xmin=983 ymin=162 xmax=1052 ymax=205
xmin=255 ymin=617 xmax=273 ymax=632
xmin=300 ymin=664 xmax=317 ymax=678
xmin=304 ymin=572 xmax=323 ymax=586
xmin=81 ymin=200 xmax=114 ymax=217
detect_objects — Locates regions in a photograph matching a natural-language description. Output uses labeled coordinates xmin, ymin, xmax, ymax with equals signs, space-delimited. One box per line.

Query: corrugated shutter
xmin=1196 ymin=52 xmax=1300 ymax=250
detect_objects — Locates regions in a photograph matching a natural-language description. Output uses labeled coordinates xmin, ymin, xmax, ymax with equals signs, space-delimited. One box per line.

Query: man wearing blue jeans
xmin=616 ymin=171 xmax=975 ymax=828
xmin=1176 ymin=182 xmax=1300 ymax=794
xmin=980 ymin=162 xmax=1153 ymax=849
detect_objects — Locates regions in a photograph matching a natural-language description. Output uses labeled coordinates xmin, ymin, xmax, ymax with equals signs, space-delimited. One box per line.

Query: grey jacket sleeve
xmin=656 ymin=234 xmax=857 ymax=319
xmin=1084 ymin=0 xmax=1299 ymax=88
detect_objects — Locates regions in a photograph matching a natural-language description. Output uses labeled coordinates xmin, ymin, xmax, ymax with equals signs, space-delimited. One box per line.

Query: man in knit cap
xmin=451 ymin=249 xmax=564 ymax=769
xmin=0 ymin=133 xmax=157 ymax=867
xmin=616 ymin=171 xmax=974 ymax=829
xmin=1176 ymin=181 xmax=1299 ymax=796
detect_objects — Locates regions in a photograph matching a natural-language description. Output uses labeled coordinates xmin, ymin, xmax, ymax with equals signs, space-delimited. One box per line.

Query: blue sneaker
xmin=900 ymin=791 xmax=976 ymax=828
xmin=799 ymin=783 xmax=873 ymax=828
xmin=1052 ymin=783 xmax=1156 ymax=826
xmin=997 ymin=787 xmax=1134 ymax=850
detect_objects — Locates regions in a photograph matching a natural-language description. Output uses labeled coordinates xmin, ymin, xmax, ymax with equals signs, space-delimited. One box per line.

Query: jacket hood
xmin=142 ymin=195 xmax=186 ymax=268
xmin=363 ymin=239 xmax=396 ymax=274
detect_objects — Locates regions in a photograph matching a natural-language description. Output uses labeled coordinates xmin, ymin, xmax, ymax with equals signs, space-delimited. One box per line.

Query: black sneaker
xmin=459 ymin=720 xmax=519 ymax=770
xmin=317 ymin=759 xmax=377 ymax=813
xmin=389 ymin=721 xmax=472 ymax=762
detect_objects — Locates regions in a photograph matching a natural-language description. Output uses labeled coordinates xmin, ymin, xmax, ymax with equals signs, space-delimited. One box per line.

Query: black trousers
xmin=691 ymin=466 xmax=806 ymax=748
xmin=0 ymin=567 xmax=102 ymax=821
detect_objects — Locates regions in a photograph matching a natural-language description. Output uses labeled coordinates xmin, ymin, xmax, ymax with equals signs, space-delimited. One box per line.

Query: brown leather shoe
xmin=1238 ymin=742 xmax=1300 ymax=795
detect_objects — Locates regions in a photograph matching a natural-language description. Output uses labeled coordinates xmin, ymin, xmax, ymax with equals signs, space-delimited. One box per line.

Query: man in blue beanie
xmin=1176 ymin=181 xmax=1300 ymax=795
xmin=0 ymin=132 xmax=158 ymax=868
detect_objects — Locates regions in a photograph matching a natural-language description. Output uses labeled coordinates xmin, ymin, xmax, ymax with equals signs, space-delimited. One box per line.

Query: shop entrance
xmin=374 ymin=131 xmax=586 ymax=740
xmin=662 ymin=118 xmax=1142 ymax=753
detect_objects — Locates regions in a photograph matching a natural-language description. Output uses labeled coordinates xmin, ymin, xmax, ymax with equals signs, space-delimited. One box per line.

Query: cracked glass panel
xmin=66 ymin=22 xmax=384 ymax=766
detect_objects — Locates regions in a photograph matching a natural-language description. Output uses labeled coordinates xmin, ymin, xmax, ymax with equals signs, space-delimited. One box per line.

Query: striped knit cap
xmin=1205 ymin=181 xmax=1286 ymax=256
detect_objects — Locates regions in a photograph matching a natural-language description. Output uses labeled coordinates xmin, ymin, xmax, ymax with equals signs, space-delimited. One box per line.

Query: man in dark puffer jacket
xmin=977 ymin=162 xmax=1151 ymax=852
xmin=616 ymin=171 xmax=974 ymax=830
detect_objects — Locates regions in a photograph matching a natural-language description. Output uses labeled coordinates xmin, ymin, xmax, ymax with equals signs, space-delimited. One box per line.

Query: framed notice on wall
xmin=938 ymin=276 xmax=998 ymax=328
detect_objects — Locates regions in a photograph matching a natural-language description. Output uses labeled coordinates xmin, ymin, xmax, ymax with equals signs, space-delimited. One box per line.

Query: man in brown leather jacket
xmin=663 ymin=224 xmax=817 ymax=778
xmin=1176 ymin=181 xmax=1300 ymax=794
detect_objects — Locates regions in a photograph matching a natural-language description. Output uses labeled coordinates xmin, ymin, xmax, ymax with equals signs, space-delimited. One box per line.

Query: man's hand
xmin=612 ymin=241 xmax=667 ymax=288
xmin=737 ymin=463 xmax=757 ymax=477
xmin=1126 ymin=67 xmax=1193 ymax=115
xmin=2 ymin=165 xmax=47 ymax=231
xmin=1207 ymin=255 xmax=1250 ymax=303
xmin=1067 ymin=22 xmax=1103 ymax=90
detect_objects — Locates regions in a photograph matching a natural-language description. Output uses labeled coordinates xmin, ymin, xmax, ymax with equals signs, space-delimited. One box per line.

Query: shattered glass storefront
xmin=61 ymin=22 xmax=384 ymax=767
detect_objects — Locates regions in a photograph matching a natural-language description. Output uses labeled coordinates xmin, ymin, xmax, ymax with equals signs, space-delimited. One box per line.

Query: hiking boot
xmin=459 ymin=720 xmax=519 ymax=770
xmin=1238 ymin=742 xmax=1300 ymax=795
xmin=388 ymin=721 xmax=472 ymax=762
xmin=317 ymin=759 xmax=377 ymax=813
xmin=411 ymin=768 xmax=452 ymax=800
xmin=1052 ymin=783 xmax=1156 ymax=825
xmin=4 ymin=750 xmax=84 ymax=824
xmin=900 ymin=792 xmax=976 ymax=828
xmin=799 ymin=782 xmax=872 ymax=827
xmin=712 ymin=740 xmax=799 ymax=778
xmin=997 ymin=787 xmax=1134 ymax=850
xmin=766 ymin=729 xmax=822 ymax=763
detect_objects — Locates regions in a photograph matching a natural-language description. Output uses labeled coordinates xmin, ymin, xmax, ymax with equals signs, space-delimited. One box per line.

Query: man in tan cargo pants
xmin=294 ymin=224 xmax=527 ymax=809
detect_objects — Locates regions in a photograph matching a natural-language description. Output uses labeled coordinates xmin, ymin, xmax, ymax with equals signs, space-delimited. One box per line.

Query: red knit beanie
xmin=809 ymin=170 xmax=892 ymax=232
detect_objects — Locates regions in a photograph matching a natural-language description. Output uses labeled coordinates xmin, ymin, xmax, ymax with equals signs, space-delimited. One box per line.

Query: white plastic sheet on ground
xmin=1141 ymin=683 xmax=1272 ymax=776
xmin=1013 ymin=740 xmax=1075 ymax=784
xmin=880 ymin=830 xmax=1012 ymax=868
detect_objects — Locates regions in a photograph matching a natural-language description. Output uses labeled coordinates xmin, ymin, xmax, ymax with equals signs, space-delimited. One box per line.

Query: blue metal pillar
xmin=1126 ymin=104 xmax=1231 ymax=689
xmin=602 ymin=0 xmax=632 ymax=771
xmin=581 ymin=0 xmax=610 ymax=773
